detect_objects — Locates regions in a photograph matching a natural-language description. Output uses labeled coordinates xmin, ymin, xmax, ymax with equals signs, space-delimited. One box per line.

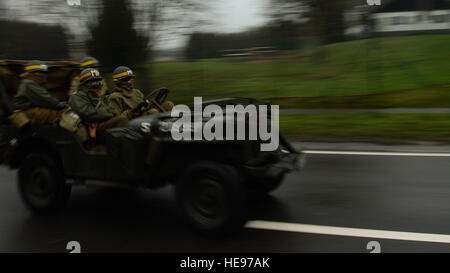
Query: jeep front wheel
xmin=176 ymin=161 xmax=247 ymax=236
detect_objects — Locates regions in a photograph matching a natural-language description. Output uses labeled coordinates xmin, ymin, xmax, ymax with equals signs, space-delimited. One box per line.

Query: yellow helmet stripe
xmin=113 ymin=71 xmax=130 ymax=79
xmin=81 ymin=60 xmax=94 ymax=67
xmin=25 ymin=65 xmax=43 ymax=71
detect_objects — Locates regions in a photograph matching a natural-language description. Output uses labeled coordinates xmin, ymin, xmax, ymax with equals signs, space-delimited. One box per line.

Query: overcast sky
xmin=1 ymin=0 xmax=272 ymax=49
xmin=215 ymin=0 xmax=270 ymax=33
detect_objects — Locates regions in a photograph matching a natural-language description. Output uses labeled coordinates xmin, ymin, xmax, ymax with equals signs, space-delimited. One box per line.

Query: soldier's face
xmin=91 ymin=80 xmax=103 ymax=88
xmin=87 ymin=80 xmax=103 ymax=89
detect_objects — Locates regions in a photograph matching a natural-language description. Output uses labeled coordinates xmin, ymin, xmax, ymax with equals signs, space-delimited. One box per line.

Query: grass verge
xmin=281 ymin=113 xmax=450 ymax=144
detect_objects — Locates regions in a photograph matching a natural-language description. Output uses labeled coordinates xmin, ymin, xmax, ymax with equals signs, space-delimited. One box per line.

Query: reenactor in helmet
xmin=107 ymin=66 xmax=149 ymax=120
xmin=13 ymin=60 xmax=67 ymax=125
xmin=107 ymin=66 xmax=174 ymax=120
xmin=69 ymin=57 xmax=108 ymax=96
xmin=69 ymin=68 xmax=128 ymax=143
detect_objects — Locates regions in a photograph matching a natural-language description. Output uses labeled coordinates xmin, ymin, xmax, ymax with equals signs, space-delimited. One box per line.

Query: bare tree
xmin=267 ymin=0 xmax=311 ymax=23
xmin=131 ymin=0 xmax=218 ymax=49
xmin=2 ymin=0 xmax=217 ymax=49
xmin=269 ymin=0 xmax=350 ymax=43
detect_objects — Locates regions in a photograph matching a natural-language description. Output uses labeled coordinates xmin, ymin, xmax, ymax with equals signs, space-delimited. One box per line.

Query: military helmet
xmin=80 ymin=57 xmax=100 ymax=69
xmin=79 ymin=68 xmax=102 ymax=85
xmin=112 ymin=66 xmax=134 ymax=81
xmin=24 ymin=60 xmax=48 ymax=73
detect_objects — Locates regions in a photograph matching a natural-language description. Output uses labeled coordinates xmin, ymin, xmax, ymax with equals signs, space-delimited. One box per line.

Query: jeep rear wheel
xmin=176 ymin=161 xmax=246 ymax=236
xmin=18 ymin=153 xmax=71 ymax=213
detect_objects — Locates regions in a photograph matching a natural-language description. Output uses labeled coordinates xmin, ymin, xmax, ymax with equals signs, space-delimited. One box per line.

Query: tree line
xmin=185 ymin=21 xmax=305 ymax=60
xmin=0 ymin=20 xmax=69 ymax=60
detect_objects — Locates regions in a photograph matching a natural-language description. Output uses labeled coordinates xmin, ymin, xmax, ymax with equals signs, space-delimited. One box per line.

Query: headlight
xmin=158 ymin=121 xmax=173 ymax=133
xmin=140 ymin=122 xmax=151 ymax=133
xmin=158 ymin=119 xmax=194 ymax=135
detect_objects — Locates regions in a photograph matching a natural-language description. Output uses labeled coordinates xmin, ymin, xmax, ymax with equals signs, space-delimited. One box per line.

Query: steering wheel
xmin=145 ymin=87 xmax=169 ymax=112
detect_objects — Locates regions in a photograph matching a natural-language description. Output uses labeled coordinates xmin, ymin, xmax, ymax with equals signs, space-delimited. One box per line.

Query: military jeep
xmin=0 ymin=60 xmax=300 ymax=236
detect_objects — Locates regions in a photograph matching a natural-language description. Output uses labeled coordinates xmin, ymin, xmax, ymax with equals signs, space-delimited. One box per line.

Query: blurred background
xmin=1 ymin=0 xmax=450 ymax=254
xmin=0 ymin=0 xmax=449 ymax=143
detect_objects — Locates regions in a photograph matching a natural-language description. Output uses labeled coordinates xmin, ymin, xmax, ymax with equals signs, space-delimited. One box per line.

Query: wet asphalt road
xmin=1 ymin=150 xmax=450 ymax=253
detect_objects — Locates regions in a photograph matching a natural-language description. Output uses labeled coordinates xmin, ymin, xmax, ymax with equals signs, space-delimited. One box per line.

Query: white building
xmin=371 ymin=0 xmax=450 ymax=34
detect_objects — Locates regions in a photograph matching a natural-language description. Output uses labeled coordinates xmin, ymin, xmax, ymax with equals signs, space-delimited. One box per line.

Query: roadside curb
xmin=292 ymin=141 xmax=450 ymax=153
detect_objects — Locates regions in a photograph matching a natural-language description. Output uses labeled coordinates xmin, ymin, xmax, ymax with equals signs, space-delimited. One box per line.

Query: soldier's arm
xmin=25 ymin=82 xmax=66 ymax=109
xmin=107 ymin=95 xmax=132 ymax=119
xmin=136 ymin=89 xmax=145 ymax=100
xmin=100 ymin=79 xmax=108 ymax=97
xmin=135 ymin=89 xmax=151 ymax=112
xmin=69 ymin=93 xmax=113 ymax=122
xmin=69 ymin=76 xmax=79 ymax=97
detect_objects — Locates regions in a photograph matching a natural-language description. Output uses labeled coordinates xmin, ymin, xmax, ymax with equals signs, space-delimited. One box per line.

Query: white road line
xmin=302 ymin=150 xmax=450 ymax=157
xmin=245 ymin=220 xmax=450 ymax=244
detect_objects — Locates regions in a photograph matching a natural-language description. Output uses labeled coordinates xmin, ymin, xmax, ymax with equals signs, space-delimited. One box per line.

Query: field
xmin=148 ymin=35 xmax=450 ymax=109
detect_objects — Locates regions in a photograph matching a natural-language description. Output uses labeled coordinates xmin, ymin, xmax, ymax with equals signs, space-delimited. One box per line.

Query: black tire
xmin=175 ymin=161 xmax=247 ymax=236
xmin=18 ymin=153 xmax=71 ymax=213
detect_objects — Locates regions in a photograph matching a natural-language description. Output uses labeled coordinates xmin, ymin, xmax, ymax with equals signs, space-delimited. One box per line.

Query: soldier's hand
xmin=142 ymin=100 xmax=150 ymax=109
xmin=133 ymin=100 xmax=150 ymax=112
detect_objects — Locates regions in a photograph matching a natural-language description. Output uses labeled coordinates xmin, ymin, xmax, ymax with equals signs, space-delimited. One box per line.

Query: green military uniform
xmin=15 ymin=79 xmax=66 ymax=111
xmin=69 ymin=68 xmax=128 ymax=144
xmin=107 ymin=83 xmax=144 ymax=120
xmin=13 ymin=61 xmax=67 ymax=126
xmin=108 ymin=66 xmax=155 ymax=119
xmin=69 ymin=85 xmax=114 ymax=122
